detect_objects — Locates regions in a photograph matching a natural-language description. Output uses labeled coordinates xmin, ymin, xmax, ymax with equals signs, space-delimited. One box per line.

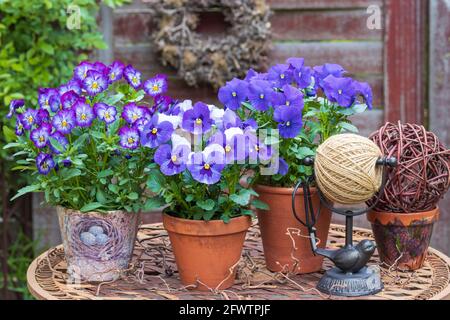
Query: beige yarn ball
xmin=314 ymin=133 xmax=383 ymax=205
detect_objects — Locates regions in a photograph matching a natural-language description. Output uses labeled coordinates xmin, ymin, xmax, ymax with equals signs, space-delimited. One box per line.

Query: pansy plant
xmin=144 ymin=102 xmax=271 ymax=222
xmin=5 ymin=61 xmax=173 ymax=213
xmin=218 ymin=57 xmax=374 ymax=187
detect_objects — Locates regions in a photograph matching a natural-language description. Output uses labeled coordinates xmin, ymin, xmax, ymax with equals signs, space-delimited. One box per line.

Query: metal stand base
xmin=316 ymin=266 xmax=383 ymax=297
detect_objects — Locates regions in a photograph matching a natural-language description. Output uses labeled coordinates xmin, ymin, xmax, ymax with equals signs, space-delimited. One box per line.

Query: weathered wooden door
xmin=48 ymin=0 xmax=447 ymax=254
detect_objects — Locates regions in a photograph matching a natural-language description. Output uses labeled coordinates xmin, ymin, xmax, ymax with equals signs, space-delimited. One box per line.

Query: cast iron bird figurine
xmin=315 ymin=240 xmax=376 ymax=274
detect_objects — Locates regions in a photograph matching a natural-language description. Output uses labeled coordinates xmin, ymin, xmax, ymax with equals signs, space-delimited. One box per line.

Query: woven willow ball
xmin=314 ymin=133 xmax=383 ymax=205
xmin=368 ymin=122 xmax=450 ymax=212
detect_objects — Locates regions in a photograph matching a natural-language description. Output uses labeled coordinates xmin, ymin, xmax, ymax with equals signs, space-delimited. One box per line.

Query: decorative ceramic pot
xmin=57 ymin=206 xmax=139 ymax=282
xmin=163 ymin=213 xmax=251 ymax=291
xmin=255 ymin=185 xmax=332 ymax=274
xmin=367 ymin=208 xmax=439 ymax=270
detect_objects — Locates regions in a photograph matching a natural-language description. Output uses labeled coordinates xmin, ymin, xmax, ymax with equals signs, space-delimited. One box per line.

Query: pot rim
xmin=255 ymin=184 xmax=317 ymax=195
xmin=56 ymin=205 xmax=134 ymax=216
xmin=367 ymin=207 xmax=439 ymax=226
xmin=162 ymin=213 xmax=252 ymax=236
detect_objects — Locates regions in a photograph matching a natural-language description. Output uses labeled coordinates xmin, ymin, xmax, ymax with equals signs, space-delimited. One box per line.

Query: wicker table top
xmin=27 ymin=223 xmax=450 ymax=300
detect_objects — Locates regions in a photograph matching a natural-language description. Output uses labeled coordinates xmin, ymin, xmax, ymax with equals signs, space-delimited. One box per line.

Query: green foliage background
xmin=0 ymin=0 xmax=130 ymax=299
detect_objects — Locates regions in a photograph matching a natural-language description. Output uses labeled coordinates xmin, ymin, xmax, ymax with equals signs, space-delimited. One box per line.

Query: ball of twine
xmin=368 ymin=121 xmax=450 ymax=212
xmin=314 ymin=133 xmax=383 ymax=205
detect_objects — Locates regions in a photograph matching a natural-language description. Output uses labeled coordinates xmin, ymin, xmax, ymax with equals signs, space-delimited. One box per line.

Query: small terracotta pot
xmin=57 ymin=206 xmax=139 ymax=282
xmin=163 ymin=213 xmax=251 ymax=291
xmin=367 ymin=208 xmax=439 ymax=270
xmin=255 ymin=185 xmax=332 ymax=274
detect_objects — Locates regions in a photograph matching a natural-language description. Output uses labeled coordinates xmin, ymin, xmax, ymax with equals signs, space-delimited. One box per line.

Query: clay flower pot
xmin=255 ymin=185 xmax=332 ymax=274
xmin=367 ymin=208 xmax=439 ymax=270
xmin=163 ymin=213 xmax=251 ymax=291
xmin=57 ymin=206 xmax=139 ymax=282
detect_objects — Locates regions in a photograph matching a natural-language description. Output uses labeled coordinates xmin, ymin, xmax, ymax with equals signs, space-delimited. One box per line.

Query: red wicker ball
xmin=368 ymin=122 xmax=450 ymax=212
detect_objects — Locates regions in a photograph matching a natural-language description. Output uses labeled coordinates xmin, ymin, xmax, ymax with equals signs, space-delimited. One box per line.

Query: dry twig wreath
xmin=148 ymin=0 xmax=271 ymax=88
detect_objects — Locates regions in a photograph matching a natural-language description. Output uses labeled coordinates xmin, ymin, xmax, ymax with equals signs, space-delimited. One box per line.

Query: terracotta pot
xmin=255 ymin=184 xmax=332 ymax=274
xmin=57 ymin=206 xmax=139 ymax=282
xmin=367 ymin=208 xmax=439 ymax=270
xmin=163 ymin=213 xmax=251 ymax=291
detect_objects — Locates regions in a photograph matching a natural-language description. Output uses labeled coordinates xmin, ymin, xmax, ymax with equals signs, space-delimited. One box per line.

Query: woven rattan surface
xmin=27 ymin=223 xmax=450 ymax=300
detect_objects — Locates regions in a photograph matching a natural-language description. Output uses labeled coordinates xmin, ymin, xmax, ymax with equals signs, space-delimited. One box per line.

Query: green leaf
xmin=264 ymin=135 xmax=280 ymax=145
xmin=127 ymin=192 xmax=138 ymax=200
xmin=251 ymin=199 xmax=269 ymax=210
xmin=38 ymin=42 xmax=54 ymax=55
xmin=3 ymin=126 xmax=16 ymax=143
xmin=146 ymin=171 xmax=165 ymax=193
xmin=11 ymin=184 xmax=41 ymax=201
xmin=338 ymin=108 xmax=355 ymax=116
xmin=98 ymin=169 xmax=113 ymax=178
xmin=62 ymin=168 xmax=81 ymax=180
xmin=108 ymin=184 xmax=119 ymax=194
xmin=143 ymin=197 xmax=165 ymax=211
xmin=3 ymin=142 xmax=21 ymax=150
xmin=230 ymin=189 xmax=257 ymax=206
xmin=339 ymin=122 xmax=359 ymax=133
xmin=96 ymin=189 xmax=107 ymax=204
xmin=296 ymin=147 xmax=315 ymax=160
xmin=80 ymin=202 xmax=103 ymax=213
xmin=352 ymin=104 xmax=368 ymax=114
xmin=197 ymin=199 xmax=215 ymax=211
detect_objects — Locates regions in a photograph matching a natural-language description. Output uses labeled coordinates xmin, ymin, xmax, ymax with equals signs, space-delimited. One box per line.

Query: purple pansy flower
xmin=209 ymin=129 xmax=246 ymax=164
xmin=287 ymin=57 xmax=312 ymax=89
xmin=52 ymin=109 xmax=76 ymax=134
xmin=92 ymin=61 xmax=109 ymax=75
xmin=123 ymin=65 xmax=142 ymax=89
xmin=7 ymin=99 xmax=24 ymax=119
xmin=322 ymin=75 xmax=356 ymax=108
xmin=15 ymin=119 xmax=24 ymax=136
xmin=36 ymin=109 xmax=50 ymax=125
xmin=354 ymin=81 xmax=373 ymax=110
xmin=154 ymin=144 xmax=190 ymax=176
xmin=62 ymin=157 xmax=72 ymax=167
xmin=38 ymin=88 xmax=60 ymax=111
xmin=248 ymin=80 xmax=274 ymax=111
xmin=278 ymin=158 xmax=289 ymax=176
xmin=245 ymin=132 xmax=272 ymax=162
xmin=222 ymin=109 xmax=242 ymax=130
xmin=273 ymin=85 xmax=304 ymax=109
xmin=36 ymin=153 xmax=55 ymax=175
xmin=244 ymin=68 xmax=259 ymax=81
xmin=59 ymin=79 xmax=82 ymax=95
xmin=182 ymin=102 xmax=213 ymax=134
xmin=273 ymin=105 xmax=303 ymax=138
xmin=243 ymin=118 xmax=258 ymax=130
xmin=118 ymin=126 xmax=140 ymax=149
xmin=20 ymin=108 xmax=38 ymax=130
xmin=187 ymin=150 xmax=225 ymax=185
xmin=60 ymin=90 xmax=80 ymax=110
xmin=48 ymin=131 xmax=68 ymax=154
xmin=74 ymin=61 xmax=94 ymax=81
xmin=107 ymin=60 xmax=125 ymax=83
xmin=144 ymin=74 xmax=168 ymax=97
xmin=94 ymin=103 xmax=117 ymax=124
xmin=73 ymin=100 xmax=95 ymax=127
xmin=267 ymin=63 xmax=293 ymax=87
xmin=314 ymin=63 xmax=346 ymax=88
xmin=122 ymin=103 xmax=145 ymax=124
xmin=83 ymin=70 xmax=108 ymax=96
xmin=153 ymin=95 xmax=173 ymax=114
xmin=218 ymin=78 xmax=249 ymax=111
xmin=140 ymin=114 xmax=174 ymax=148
